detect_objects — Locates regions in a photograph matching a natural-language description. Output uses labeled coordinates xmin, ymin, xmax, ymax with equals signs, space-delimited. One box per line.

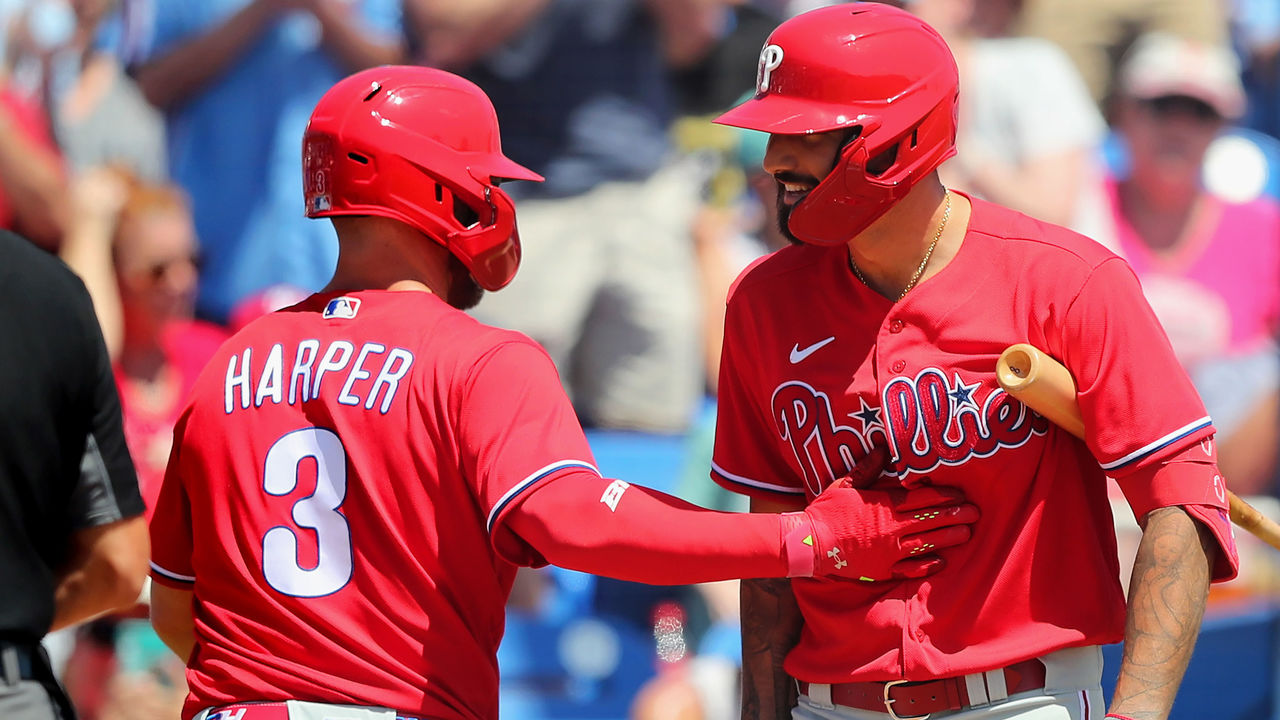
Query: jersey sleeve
xmin=148 ymin=411 xmax=195 ymax=589
xmin=1055 ymin=256 xmax=1237 ymax=577
xmin=1058 ymin=256 xmax=1214 ymax=471
xmin=709 ymin=291 xmax=807 ymax=503
xmin=1110 ymin=442 xmax=1239 ymax=581
xmin=456 ymin=339 xmax=599 ymax=566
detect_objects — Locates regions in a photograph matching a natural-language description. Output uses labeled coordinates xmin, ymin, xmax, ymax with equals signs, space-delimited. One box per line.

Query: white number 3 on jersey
xmin=261 ymin=427 xmax=354 ymax=597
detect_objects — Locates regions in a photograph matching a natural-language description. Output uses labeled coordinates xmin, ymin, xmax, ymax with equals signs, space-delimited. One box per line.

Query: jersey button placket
xmin=884 ymin=317 xmax=907 ymax=373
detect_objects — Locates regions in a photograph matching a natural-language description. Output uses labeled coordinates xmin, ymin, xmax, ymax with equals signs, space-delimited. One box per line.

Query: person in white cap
xmin=1105 ymin=32 xmax=1280 ymax=497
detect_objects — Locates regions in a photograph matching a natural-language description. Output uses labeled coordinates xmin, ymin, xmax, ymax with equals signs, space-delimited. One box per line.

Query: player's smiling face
xmin=764 ymin=129 xmax=849 ymax=244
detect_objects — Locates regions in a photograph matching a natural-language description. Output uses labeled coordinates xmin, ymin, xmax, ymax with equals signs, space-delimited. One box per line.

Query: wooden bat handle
xmin=996 ymin=343 xmax=1280 ymax=552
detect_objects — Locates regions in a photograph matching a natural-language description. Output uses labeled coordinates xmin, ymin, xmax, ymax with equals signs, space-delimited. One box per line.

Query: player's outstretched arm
xmin=740 ymin=495 xmax=804 ymax=720
xmin=1107 ymin=507 xmax=1215 ymax=720
xmin=502 ymin=468 xmax=978 ymax=586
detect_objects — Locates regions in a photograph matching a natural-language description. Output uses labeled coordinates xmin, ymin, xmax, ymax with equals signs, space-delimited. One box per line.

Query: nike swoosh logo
xmin=789 ymin=336 xmax=836 ymax=364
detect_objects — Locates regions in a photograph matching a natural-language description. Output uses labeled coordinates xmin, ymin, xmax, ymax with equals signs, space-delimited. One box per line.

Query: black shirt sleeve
xmin=68 ymin=310 xmax=144 ymax=528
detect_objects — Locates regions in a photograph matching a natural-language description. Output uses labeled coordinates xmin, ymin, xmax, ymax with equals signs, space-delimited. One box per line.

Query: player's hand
xmin=781 ymin=450 xmax=978 ymax=581
xmin=832 ymin=444 xmax=892 ymax=489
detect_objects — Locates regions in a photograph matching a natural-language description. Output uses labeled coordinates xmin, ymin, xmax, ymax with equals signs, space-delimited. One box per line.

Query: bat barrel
xmin=996 ymin=344 xmax=1086 ymax=438
xmin=995 ymin=345 xmax=1036 ymax=388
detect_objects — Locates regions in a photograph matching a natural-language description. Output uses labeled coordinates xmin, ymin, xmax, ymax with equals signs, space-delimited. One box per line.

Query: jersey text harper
xmin=223 ymin=340 xmax=414 ymax=415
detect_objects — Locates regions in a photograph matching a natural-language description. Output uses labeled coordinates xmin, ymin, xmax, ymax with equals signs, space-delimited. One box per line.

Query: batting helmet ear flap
xmin=385 ymin=129 xmax=527 ymax=291
xmin=443 ymin=185 xmax=522 ymax=292
xmin=858 ymin=95 xmax=958 ymax=190
xmin=786 ymin=93 xmax=957 ymax=246
xmin=785 ymin=125 xmax=887 ymax=247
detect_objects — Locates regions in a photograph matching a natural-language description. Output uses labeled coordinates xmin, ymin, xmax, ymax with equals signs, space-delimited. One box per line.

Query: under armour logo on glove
xmin=781 ymin=446 xmax=980 ymax=581
xmin=827 ymin=547 xmax=847 ymax=569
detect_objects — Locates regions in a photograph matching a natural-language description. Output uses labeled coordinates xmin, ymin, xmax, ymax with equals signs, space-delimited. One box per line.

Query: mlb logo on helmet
xmin=323 ymin=296 xmax=360 ymax=319
xmin=311 ymin=195 xmax=332 ymax=212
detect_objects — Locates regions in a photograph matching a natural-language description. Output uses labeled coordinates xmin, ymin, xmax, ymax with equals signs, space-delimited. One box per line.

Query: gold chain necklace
xmin=849 ymin=190 xmax=952 ymax=302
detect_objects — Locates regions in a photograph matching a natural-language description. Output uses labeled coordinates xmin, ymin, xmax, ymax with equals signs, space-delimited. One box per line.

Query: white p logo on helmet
xmin=757 ymin=44 xmax=784 ymax=94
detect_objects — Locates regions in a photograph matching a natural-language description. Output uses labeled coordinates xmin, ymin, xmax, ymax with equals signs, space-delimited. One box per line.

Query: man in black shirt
xmin=0 ymin=230 xmax=149 ymax=719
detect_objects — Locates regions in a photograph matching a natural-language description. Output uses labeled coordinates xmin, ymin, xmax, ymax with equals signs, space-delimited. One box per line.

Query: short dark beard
xmin=446 ymin=254 xmax=485 ymax=310
xmin=775 ymin=190 xmax=805 ymax=247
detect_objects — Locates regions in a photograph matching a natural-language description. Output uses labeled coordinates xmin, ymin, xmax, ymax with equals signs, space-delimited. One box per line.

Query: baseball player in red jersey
xmin=708 ymin=5 xmax=1239 ymax=720
xmin=144 ymin=66 xmax=982 ymax=720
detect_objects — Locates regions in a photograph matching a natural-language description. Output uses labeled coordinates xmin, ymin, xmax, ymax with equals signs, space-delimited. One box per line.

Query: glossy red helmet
xmin=303 ymin=66 xmax=542 ymax=290
xmin=714 ymin=4 xmax=958 ymax=246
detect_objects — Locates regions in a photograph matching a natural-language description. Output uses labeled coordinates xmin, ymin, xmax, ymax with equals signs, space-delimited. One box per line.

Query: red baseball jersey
xmin=712 ymin=195 xmax=1231 ymax=683
xmin=149 ymin=290 xmax=598 ymax=720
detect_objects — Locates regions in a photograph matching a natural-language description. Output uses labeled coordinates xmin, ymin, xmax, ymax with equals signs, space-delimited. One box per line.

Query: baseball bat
xmin=995 ymin=343 xmax=1280 ymax=552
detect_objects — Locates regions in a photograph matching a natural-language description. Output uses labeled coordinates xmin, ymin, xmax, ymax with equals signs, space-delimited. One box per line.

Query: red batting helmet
xmin=714 ymin=4 xmax=958 ymax=246
xmin=303 ymin=66 xmax=542 ymax=291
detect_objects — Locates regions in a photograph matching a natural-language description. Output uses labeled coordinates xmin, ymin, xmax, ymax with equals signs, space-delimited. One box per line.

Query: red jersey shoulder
xmin=967 ymin=197 xmax=1119 ymax=271
xmin=961 ymin=197 xmax=1130 ymax=314
xmin=727 ymin=244 xmax=840 ymax=306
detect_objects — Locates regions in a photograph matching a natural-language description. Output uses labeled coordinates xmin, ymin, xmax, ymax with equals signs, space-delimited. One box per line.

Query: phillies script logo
xmin=772 ymin=369 xmax=1050 ymax=494
xmin=772 ymin=381 xmax=880 ymax=496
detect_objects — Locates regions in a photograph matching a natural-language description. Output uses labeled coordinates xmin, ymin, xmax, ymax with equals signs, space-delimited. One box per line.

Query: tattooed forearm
xmin=741 ymin=577 xmax=803 ymax=720
xmin=1108 ymin=507 xmax=1216 ymax=720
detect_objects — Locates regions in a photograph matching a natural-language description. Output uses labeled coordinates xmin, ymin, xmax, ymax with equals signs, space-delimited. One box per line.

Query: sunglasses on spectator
xmin=1138 ymin=95 xmax=1221 ymax=123
xmin=142 ymin=252 xmax=202 ymax=282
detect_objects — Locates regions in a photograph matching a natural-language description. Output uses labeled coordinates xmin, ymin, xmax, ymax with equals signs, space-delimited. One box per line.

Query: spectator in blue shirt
xmin=121 ymin=0 xmax=403 ymax=322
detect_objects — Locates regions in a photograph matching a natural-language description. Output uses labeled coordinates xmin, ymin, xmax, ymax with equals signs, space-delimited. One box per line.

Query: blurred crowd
xmin=3 ymin=0 xmax=1279 ymax=718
